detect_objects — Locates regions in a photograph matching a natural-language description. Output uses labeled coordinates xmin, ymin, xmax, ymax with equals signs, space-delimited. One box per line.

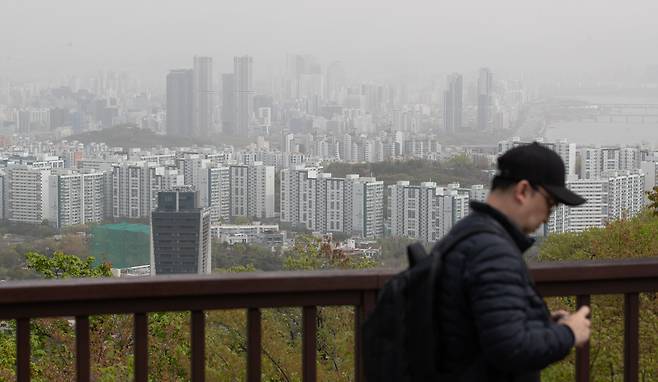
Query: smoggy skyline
xmin=2 ymin=0 xmax=658 ymax=87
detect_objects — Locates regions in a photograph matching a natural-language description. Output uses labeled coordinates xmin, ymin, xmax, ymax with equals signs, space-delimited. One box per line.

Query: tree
xmin=25 ymin=252 xmax=111 ymax=279
xmin=647 ymin=186 xmax=658 ymax=216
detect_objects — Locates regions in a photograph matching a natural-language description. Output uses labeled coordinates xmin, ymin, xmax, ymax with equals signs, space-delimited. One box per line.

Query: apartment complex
xmin=280 ymin=166 xmax=384 ymax=238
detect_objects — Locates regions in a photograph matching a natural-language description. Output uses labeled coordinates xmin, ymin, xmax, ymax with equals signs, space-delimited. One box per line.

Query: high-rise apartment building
xmin=579 ymin=148 xmax=604 ymax=179
xmin=546 ymin=204 xmax=570 ymax=235
xmin=166 ymin=69 xmax=193 ymax=136
xmin=0 ymin=171 xmax=5 ymax=220
xmin=234 ymin=56 xmax=254 ymax=136
xmin=111 ymin=162 xmax=167 ymax=219
xmin=166 ymin=57 xmax=214 ymax=138
xmin=229 ymin=163 xmax=275 ymax=219
xmin=640 ymin=161 xmax=658 ymax=193
xmin=221 ymin=73 xmax=236 ymax=134
xmin=443 ymin=73 xmax=463 ymax=133
xmin=198 ymin=166 xmax=230 ymax=224
xmin=346 ymin=175 xmax=384 ymax=238
xmin=280 ymin=166 xmax=319 ymax=224
xmin=56 ymin=170 xmax=105 ymax=228
xmin=552 ymin=139 xmax=577 ymax=179
xmin=150 ymin=189 xmax=211 ymax=275
xmin=176 ymin=153 xmax=211 ymax=186
xmin=605 ymin=171 xmax=645 ymax=220
xmin=477 ymin=68 xmax=493 ymax=131
xmin=280 ymin=167 xmax=383 ymax=237
xmin=5 ymin=165 xmax=57 ymax=225
xmin=389 ymin=181 xmax=442 ymax=242
xmin=564 ymin=179 xmax=609 ymax=232
xmin=388 ymin=181 xmax=469 ymax=242
xmin=192 ymin=56 xmax=214 ymax=137
xmin=550 ymin=171 xmax=645 ymax=233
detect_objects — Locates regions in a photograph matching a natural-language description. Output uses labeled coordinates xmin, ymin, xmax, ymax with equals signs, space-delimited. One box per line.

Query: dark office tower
xmin=234 ymin=55 xmax=254 ymax=137
xmin=443 ymin=73 xmax=463 ymax=134
xmin=150 ymin=189 xmax=211 ymax=275
xmin=193 ymin=56 xmax=215 ymax=137
xmin=221 ymin=73 xmax=236 ymax=134
xmin=477 ymin=67 xmax=493 ymax=131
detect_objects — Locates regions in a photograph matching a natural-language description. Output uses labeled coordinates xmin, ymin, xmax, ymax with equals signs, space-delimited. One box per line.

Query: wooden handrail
xmin=2 ymin=257 xmax=658 ymax=382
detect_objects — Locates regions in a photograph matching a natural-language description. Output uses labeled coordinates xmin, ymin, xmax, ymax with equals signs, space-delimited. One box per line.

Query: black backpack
xmin=362 ymin=226 xmax=494 ymax=382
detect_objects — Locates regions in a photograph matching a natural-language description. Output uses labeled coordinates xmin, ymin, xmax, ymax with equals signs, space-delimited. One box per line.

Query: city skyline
xmin=2 ymin=1 xmax=658 ymax=87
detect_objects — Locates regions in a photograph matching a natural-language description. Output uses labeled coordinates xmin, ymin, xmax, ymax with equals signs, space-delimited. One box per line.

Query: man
xmin=436 ymin=142 xmax=591 ymax=381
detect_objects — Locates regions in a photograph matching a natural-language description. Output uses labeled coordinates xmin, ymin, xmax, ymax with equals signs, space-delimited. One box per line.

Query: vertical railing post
xmin=17 ymin=318 xmax=30 ymax=382
xmin=302 ymin=306 xmax=317 ymax=382
xmin=355 ymin=290 xmax=377 ymax=382
xmin=247 ymin=308 xmax=262 ymax=382
xmin=575 ymin=295 xmax=591 ymax=382
xmin=624 ymin=293 xmax=639 ymax=382
xmin=75 ymin=315 xmax=90 ymax=382
xmin=134 ymin=313 xmax=148 ymax=382
xmin=191 ymin=311 xmax=205 ymax=382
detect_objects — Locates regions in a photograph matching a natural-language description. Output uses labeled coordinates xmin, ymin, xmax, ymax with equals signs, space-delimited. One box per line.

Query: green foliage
xmin=648 ymin=186 xmax=658 ymax=217
xmin=25 ymin=251 xmax=111 ymax=279
xmin=0 ymin=221 xmax=58 ymax=238
xmin=539 ymin=211 xmax=658 ymax=381
xmin=284 ymin=235 xmax=376 ymax=271
xmin=212 ymin=241 xmax=282 ymax=272
xmin=324 ymin=158 xmax=490 ymax=189
xmin=376 ymin=236 xmax=418 ymax=268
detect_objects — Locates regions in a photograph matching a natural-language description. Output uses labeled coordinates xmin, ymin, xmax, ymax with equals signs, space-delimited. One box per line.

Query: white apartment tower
xmin=229 ymin=163 xmax=275 ymax=219
xmin=579 ymin=148 xmax=604 ymax=180
xmin=6 ymin=165 xmax=57 ymax=225
xmin=198 ymin=166 xmax=230 ymax=224
xmin=56 ymin=171 xmax=105 ymax=227
xmin=111 ymin=162 xmax=166 ymax=219
xmin=388 ymin=181 xmax=469 ymax=243
xmin=280 ymin=167 xmax=383 ymax=237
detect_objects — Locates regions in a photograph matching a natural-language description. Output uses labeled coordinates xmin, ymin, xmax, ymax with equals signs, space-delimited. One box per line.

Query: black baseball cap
xmin=496 ymin=142 xmax=586 ymax=206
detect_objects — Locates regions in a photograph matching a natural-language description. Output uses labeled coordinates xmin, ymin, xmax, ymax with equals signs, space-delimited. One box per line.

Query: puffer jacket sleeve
xmin=463 ymin=233 xmax=575 ymax=372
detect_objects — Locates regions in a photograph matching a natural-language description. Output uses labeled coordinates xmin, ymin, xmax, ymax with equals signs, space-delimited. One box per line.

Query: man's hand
xmin=560 ymin=306 xmax=591 ymax=348
xmin=551 ymin=309 xmax=570 ymax=323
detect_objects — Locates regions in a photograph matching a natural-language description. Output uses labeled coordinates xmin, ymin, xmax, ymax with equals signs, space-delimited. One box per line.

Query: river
xmin=542 ymin=95 xmax=658 ymax=146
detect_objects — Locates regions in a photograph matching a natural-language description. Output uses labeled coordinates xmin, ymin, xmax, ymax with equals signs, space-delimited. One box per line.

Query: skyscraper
xmin=477 ymin=68 xmax=493 ymax=131
xmin=234 ymin=56 xmax=254 ymax=136
xmin=166 ymin=69 xmax=193 ymax=136
xmin=193 ymin=56 xmax=215 ymax=137
xmin=221 ymin=73 xmax=236 ymax=134
xmin=443 ymin=73 xmax=463 ymax=133
xmin=150 ymin=189 xmax=211 ymax=275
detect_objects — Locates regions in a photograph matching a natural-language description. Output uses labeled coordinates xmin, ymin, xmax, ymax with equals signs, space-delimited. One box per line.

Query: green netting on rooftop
xmin=90 ymin=223 xmax=150 ymax=269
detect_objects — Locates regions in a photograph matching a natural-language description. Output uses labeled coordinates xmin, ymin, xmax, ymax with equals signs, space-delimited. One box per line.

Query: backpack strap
xmin=428 ymin=224 xmax=498 ymax=369
xmin=406 ymin=242 xmax=427 ymax=268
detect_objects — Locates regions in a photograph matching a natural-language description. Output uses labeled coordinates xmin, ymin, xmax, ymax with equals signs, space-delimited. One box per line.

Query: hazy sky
xmin=2 ymin=0 xmax=658 ymax=87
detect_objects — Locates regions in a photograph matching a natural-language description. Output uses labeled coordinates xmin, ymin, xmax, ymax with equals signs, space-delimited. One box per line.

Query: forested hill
xmin=323 ymin=156 xmax=492 ymax=187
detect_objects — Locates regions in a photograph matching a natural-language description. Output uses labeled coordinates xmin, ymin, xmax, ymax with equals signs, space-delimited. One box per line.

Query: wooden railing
xmin=1 ymin=258 xmax=658 ymax=382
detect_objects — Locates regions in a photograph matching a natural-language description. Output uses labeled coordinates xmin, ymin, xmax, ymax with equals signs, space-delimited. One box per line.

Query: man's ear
xmin=513 ymin=180 xmax=531 ymax=204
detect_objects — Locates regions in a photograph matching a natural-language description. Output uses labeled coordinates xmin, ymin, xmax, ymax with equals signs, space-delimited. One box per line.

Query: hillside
xmin=323 ymin=156 xmax=492 ymax=187
xmin=538 ymin=210 xmax=658 ymax=381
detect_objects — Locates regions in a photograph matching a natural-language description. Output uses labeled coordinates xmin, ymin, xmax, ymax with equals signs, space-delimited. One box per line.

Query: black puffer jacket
xmin=435 ymin=201 xmax=574 ymax=382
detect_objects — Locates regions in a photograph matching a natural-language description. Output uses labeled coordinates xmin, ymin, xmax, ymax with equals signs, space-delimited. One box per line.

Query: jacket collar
xmin=469 ymin=201 xmax=535 ymax=252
